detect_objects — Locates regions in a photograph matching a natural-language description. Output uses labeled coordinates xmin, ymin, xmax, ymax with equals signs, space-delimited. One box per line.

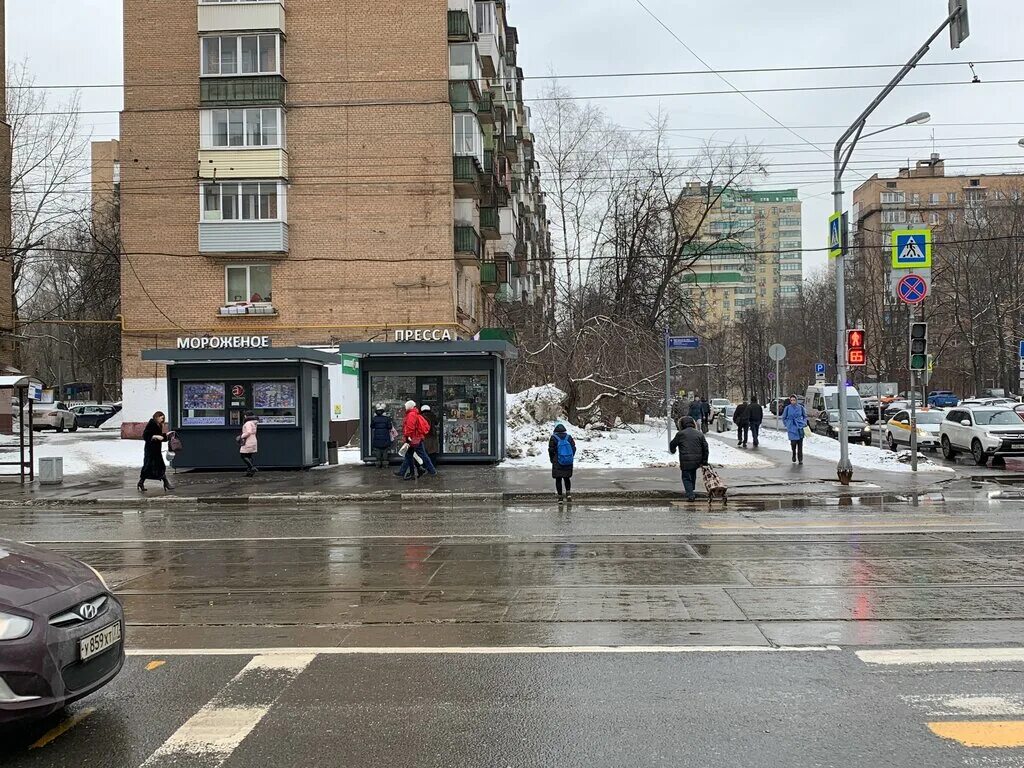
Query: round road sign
xmin=768 ymin=343 xmax=787 ymax=362
xmin=897 ymin=274 xmax=928 ymax=305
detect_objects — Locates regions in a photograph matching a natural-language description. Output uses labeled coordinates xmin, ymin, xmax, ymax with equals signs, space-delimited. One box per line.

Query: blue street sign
xmin=828 ymin=213 xmax=843 ymax=259
xmin=815 ymin=363 xmax=826 ymax=375
xmin=1019 ymin=340 xmax=1024 ymax=358
xmin=892 ymin=230 xmax=932 ymax=269
xmin=667 ymin=336 xmax=700 ymax=350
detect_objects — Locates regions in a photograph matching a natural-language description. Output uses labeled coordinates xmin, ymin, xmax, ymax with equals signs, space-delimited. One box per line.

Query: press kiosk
xmin=142 ymin=339 xmax=336 ymax=469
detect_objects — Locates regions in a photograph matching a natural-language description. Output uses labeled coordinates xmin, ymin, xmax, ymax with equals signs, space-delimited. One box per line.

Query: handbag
xmin=803 ymin=425 xmax=812 ymax=437
xmin=389 ymin=427 xmax=399 ymax=441
xmin=168 ymin=433 xmax=184 ymax=453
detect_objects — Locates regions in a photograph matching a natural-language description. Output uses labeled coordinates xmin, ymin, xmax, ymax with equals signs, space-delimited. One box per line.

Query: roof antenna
xmin=968 ymin=62 xmax=981 ymax=84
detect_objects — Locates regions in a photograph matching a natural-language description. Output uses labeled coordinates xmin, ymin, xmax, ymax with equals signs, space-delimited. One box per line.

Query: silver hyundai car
xmin=0 ymin=540 xmax=124 ymax=723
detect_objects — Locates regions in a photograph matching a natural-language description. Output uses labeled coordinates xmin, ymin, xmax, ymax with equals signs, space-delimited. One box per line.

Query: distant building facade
xmin=91 ymin=139 xmax=121 ymax=233
xmin=0 ymin=0 xmax=16 ymax=372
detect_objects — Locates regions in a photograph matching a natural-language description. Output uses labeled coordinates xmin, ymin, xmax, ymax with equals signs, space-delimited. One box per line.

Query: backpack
xmin=555 ymin=432 xmax=574 ymax=466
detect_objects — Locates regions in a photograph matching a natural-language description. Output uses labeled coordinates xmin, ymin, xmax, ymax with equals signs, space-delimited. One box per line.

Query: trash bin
xmin=327 ymin=441 xmax=339 ymax=465
xmin=39 ymin=456 xmax=64 ymax=485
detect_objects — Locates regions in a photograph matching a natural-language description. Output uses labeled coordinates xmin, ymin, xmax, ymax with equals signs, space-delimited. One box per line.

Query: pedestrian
xmin=238 ymin=411 xmax=259 ymax=477
xmin=395 ymin=400 xmax=437 ymax=480
xmin=548 ymin=422 xmax=576 ymax=502
xmin=369 ymin=404 xmax=395 ymax=469
xmin=670 ymin=416 xmax=709 ymax=502
xmin=748 ymin=395 xmax=764 ymax=448
xmin=700 ymin=396 xmax=711 ymax=433
xmin=733 ymin=398 xmax=750 ymax=448
xmin=781 ymin=394 xmax=808 ymax=464
xmin=138 ymin=411 xmax=173 ymax=492
xmin=421 ymin=404 xmax=440 ymax=463
xmin=688 ymin=396 xmax=704 ymax=425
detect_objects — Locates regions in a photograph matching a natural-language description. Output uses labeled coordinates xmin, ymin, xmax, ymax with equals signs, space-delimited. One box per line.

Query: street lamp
xmin=832 ymin=4 xmax=967 ymax=486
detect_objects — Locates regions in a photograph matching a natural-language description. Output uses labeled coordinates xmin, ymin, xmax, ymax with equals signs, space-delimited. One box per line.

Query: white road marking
xmin=903 ymin=695 xmax=1024 ymax=717
xmin=140 ymin=653 xmax=314 ymax=767
xmin=858 ymin=648 xmax=1024 ymax=666
xmin=128 ymin=645 xmax=840 ymax=657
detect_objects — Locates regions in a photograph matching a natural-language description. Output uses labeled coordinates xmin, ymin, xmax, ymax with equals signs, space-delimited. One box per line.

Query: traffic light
xmin=847 ymin=329 xmax=866 ymax=367
xmin=910 ymin=322 xmax=928 ymax=371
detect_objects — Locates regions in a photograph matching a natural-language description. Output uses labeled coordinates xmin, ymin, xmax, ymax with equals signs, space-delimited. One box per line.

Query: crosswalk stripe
xmin=903 ymin=695 xmax=1024 ymax=717
xmin=858 ymin=648 xmax=1024 ymax=666
xmin=927 ymin=721 xmax=1024 ymax=748
xmin=140 ymin=654 xmax=314 ymax=767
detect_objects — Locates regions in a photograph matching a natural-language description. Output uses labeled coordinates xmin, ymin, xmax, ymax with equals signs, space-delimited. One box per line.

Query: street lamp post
xmin=831 ymin=3 xmax=966 ymax=485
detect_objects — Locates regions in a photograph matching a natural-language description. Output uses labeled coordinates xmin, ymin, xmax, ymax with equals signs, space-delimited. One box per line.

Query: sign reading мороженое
xmin=393 ymin=329 xmax=458 ymax=342
xmin=176 ymin=336 xmax=271 ymax=350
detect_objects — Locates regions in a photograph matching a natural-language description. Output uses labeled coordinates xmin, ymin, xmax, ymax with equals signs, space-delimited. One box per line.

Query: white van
xmin=803 ymin=385 xmax=866 ymax=431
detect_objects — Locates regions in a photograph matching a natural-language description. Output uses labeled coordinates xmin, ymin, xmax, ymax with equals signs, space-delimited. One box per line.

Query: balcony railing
xmin=453 ymin=155 xmax=482 ymax=197
xmin=455 ymin=226 xmax=481 ymax=264
xmin=480 ymin=207 xmax=500 ymax=240
xmin=448 ymin=10 xmax=473 ymax=41
xmin=449 ymin=81 xmax=480 ymax=113
xmin=200 ymin=75 xmax=287 ymax=107
xmin=480 ymin=261 xmax=499 ymax=292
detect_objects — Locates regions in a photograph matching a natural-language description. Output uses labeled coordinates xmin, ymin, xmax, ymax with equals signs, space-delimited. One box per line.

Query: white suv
xmin=940 ymin=406 xmax=1024 ymax=466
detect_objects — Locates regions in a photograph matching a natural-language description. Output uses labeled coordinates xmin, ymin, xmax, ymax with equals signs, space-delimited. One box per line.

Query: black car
xmin=0 ymin=540 xmax=124 ymax=723
xmin=69 ymin=405 xmax=117 ymax=429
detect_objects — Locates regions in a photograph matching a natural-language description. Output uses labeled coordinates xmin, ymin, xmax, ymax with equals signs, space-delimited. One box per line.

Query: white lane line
xmin=903 ymin=695 xmax=1024 ymax=717
xmin=858 ymin=648 xmax=1024 ymax=666
xmin=128 ymin=645 xmax=840 ymax=657
xmin=140 ymin=653 xmax=314 ymax=767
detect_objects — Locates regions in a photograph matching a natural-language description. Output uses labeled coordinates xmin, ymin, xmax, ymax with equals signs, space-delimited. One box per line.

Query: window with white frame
xmin=929 ymin=192 xmax=940 ymax=204
xmin=929 ymin=212 xmax=940 ymax=225
xmin=881 ymin=209 xmax=907 ymax=224
xmin=880 ymin=191 xmax=906 ymax=204
xmin=201 ymin=108 xmax=283 ymax=149
xmin=202 ymin=182 xmax=284 ymax=221
xmin=225 ymin=265 xmax=272 ymax=305
xmin=449 ymin=43 xmax=481 ymax=82
xmin=201 ymin=35 xmax=280 ymax=76
xmin=476 ymin=2 xmax=497 ymax=34
xmin=453 ymin=113 xmax=483 ymax=161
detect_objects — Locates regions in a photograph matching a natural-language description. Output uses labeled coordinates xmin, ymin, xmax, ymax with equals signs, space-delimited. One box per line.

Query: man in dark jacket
xmin=733 ymin=399 xmax=750 ymax=448
xmin=369 ymin=405 xmax=394 ymax=469
xmin=688 ymin=397 xmax=704 ymax=423
xmin=548 ymin=423 xmax=577 ymax=501
xmin=747 ymin=396 xmax=764 ymax=448
xmin=670 ymin=416 xmax=710 ymax=501
xmin=700 ymin=397 xmax=711 ymax=432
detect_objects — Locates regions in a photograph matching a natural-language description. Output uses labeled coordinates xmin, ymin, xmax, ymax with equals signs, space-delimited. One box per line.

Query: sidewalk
xmin=0 ymin=441 xmax=957 ymax=507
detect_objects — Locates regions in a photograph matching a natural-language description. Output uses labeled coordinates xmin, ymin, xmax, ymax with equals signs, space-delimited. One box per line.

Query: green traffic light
xmin=910 ymin=354 xmax=928 ymax=371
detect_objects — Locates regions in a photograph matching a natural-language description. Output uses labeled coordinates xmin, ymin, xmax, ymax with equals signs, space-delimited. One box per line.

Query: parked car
xmin=69 ymin=404 xmax=118 ymax=429
xmin=926 ymin=390 xmax=959 ymax=408
xmin=863 ymin=398 xmax=883 ymax=425
xmin=884 ymin=409 xmax=944 ymax=452
xmin=812 ymin=409 xmax=872 ymax=444
xmin=0 ymin=539 xmax=124 ymax=723
xmin=32 ymin=402 xmax=77 ymax=433
xmin=709 ymin=398 xmax=732 ymax=418
xmin=804 ymin=385 xmax=866 ymax=431
xmin=961 ymin=397 xmax=1017 ymax=408
xmin=940 ymin=406 xmax=1024 ymax=466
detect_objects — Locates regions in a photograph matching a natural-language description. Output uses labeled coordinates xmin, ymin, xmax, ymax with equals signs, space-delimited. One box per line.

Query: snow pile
xmin=0 ymin=432 xmax=144 ymax=476
xmin=504 ymin=385 xmax=769 ymax=469
xmin=755 ymin=425 xmax=952 ymax=473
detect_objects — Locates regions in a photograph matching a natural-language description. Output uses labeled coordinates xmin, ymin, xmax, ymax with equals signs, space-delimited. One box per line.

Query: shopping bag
xmin=700 ymin=465 xmax=728 ymax=504
xmin=168 ymin=433 xmax=184 ymax=453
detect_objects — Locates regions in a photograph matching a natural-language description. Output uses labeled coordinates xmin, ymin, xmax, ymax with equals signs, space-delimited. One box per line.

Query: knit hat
xmin=404 ymin=400 xmax=417 ymax=410
xmin=421 ymin=405 xmax=431 ymax=412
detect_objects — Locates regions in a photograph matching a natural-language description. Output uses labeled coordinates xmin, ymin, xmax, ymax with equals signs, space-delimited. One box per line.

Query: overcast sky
xmin=8 ymin=0 xmax=1024 ymax=274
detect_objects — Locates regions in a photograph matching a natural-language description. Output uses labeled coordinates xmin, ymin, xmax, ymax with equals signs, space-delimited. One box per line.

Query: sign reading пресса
xmin=393 ymin=329 xmax=457 ymax=342
xmin=176 ymin=336 xmax=271 ymax=350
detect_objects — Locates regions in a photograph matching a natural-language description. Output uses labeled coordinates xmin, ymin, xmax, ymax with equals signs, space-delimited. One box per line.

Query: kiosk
xmin=141 ymin=345 xmax=336 ymax=470
xmin=339 ymin=340 xmax=516 ymax=464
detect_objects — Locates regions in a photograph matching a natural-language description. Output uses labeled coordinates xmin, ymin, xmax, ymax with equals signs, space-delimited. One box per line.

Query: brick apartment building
xmin=682 ymin=185 xmax=803 ymax=325
xmin=120 ymin=0 xmax=553 ymax=419
xmin=0 ymin=0 xmax=16 ymax=373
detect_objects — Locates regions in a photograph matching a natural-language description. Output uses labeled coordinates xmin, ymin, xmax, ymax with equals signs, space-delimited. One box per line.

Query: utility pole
xmin=832 ymin=0 xmax=968 ymax=485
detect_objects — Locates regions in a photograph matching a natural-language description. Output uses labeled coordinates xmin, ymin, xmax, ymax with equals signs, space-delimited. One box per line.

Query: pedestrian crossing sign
xmin=828 ymin=212 xmax=843 ymax=259
xmin=892 ymin=229 xmax=932 ymax=269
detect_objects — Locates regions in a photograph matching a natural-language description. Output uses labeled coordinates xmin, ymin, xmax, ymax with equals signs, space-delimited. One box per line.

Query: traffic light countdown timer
xmin=909 ymin=322 xmax=928 ymax=371
xmin=847 ymin=329 xmax=866 ymax=367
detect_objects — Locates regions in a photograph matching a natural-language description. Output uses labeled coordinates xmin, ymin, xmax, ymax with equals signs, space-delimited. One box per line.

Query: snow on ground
xmin=0 ymin=431 xmax=143 ymax=476
xmin=755 ymin=421 xmax=953 ymax=474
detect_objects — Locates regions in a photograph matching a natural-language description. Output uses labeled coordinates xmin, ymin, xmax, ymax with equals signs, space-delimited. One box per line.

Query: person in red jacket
xmin=394 ymin=400 xmax=438 ymax=480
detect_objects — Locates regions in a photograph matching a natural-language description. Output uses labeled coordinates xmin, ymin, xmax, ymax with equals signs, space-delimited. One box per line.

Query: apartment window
xmin=929 ymin=212 xmax=940 ymax=225
xmin=449 ymin=43 xmax=482 ymax=82
xmin=929 ymin=192 xmax=940 ymax=204
xmin=886 ymin=181 xmax=897 ymax=189
xmin=476 ymin=2 xmax=496 ymax=34
xmin=909 ymin=212 xmax=922 ymax=224
xmin=966 ymin=189 xmax=987 ymax=203
xmin=880 ymin=191 xmax=905 ymax=204
xmin=948 ymin=192 xmax=957 ymax=204
xmin=969 ymin=178 xmax=981 ymax=187
xmin=201 ymin=35 xmax=280 ymax=76
xmin=202 ymin=108 xmax=282 ymax=149
xmin=910 ymin=193 xmax=920 ymax=204
xmin=453 ymin=113 xmax=483 ymax=160
xmin=202 ymin=182 xmax=283 ymax=221
xmin=881 ymin=210 xmax=907 ymax=224
xmin=226 ymin=265 xmax=272 ymax=304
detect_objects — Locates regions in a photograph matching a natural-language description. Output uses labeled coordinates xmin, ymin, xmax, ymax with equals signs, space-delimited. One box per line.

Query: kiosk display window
xmin=181 ymin=382 xmax=226 ymax=426
xmin=253 ymin=381 xmax=297 ymax=425
xmin=442 ymin=375 xmax=490 ymax=455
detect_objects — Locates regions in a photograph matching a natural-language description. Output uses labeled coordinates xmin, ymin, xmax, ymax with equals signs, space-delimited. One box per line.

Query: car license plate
xmin=79 ymin=621 xmax=122 ymax=661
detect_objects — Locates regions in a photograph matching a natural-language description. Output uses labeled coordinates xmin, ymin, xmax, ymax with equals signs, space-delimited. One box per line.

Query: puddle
xmin=727 ymin=493 xmax=947 ymax=512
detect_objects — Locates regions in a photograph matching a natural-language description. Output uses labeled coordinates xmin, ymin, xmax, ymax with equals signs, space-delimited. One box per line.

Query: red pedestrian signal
xmin=847 ymin=329 xmax=866 ymax=367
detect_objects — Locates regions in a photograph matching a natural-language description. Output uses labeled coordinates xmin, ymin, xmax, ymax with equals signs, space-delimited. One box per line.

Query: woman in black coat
xmin=547 ymin=423 xmax=577 ymax=501
xmin=138 ymin=411 xmax=172 ymax=492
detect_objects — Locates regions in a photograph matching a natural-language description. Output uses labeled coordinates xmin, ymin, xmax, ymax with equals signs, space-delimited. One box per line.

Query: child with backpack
xmin=548 ymin=423 xmax=577 ymax=501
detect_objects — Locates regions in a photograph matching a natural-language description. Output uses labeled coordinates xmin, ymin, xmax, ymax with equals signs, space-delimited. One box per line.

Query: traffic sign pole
xmin=664 ymin=326 xmax=672 ymax=450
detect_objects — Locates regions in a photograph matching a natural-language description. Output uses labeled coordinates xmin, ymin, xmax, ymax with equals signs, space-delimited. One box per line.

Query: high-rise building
xmin=0 ymin=0 xmax=15 ymax=372
xmin=120 ymin=0 xmax=552 ymax=419
xmin=91 ymin=139 xmax=121 ymax=233
xmin=682 ymin=185 xmax=803 ymax=325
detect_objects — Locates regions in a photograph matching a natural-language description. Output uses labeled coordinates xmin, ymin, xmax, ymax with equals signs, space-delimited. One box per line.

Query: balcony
xmin=478 ymin=91 xmax=494 ymax=124
xmin=200 ymin=221 xmax=289 ymax=254
xmin=480 ymin=207 xmax=500 ymax=240
xmin=198 ymin=1 xmax=285 ymax=33
xmin=455 ymin=225 xmax=481 ymax=266
xmin=198 ymin=148 xmax=288 ymax=180
xmin=453 ymin=155 xmax=482 ymax=198
xmin=448 ymin=9 xmax=473 ymax=41
xmin=200 ymin=75 xmax=286 ymax=107
xmin=480 ymin=261 xmax=499 ymax=294
xmin=448 ymin=81 xmax=480 ymax=114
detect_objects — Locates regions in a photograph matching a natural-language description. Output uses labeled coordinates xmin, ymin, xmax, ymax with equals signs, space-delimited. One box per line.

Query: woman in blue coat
xmin=781 ymin=394 xmax=808 ymax=464
xmin=369 ymin=404 xmax=395 ymax=469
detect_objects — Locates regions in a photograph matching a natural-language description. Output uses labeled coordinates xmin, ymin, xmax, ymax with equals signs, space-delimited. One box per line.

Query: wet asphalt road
xmin=3 ymin=488 xmax=1024 ymax=765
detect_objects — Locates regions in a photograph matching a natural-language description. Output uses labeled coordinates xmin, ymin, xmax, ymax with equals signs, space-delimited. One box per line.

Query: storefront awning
xmin=142 ymin=347 xmax=340 ymax=365
xmin=337 ymin=341 xmax=517 ymax=360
